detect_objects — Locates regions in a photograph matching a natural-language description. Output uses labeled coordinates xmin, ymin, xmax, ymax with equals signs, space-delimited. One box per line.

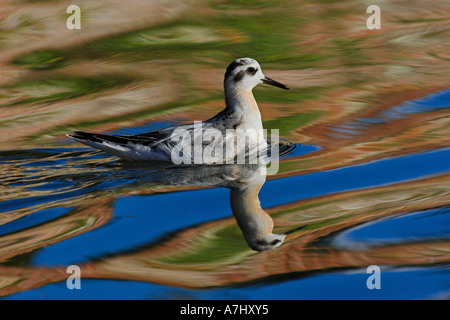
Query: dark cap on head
xmin=225 ymin=59 xmax=248 ymax=79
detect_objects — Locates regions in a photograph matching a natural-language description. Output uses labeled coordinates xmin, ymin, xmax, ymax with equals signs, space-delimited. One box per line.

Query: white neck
xmin=224 ymin=82 xmax=262 ymax=130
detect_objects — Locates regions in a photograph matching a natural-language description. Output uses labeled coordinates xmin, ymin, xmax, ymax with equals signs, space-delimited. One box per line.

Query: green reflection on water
xmin=5 ymin=75 xmax=134 ymax=106
xmin=12 ymin=50 xmax=66 ymax=70
xmin=264 ymin=111 xmax=321 ymax=136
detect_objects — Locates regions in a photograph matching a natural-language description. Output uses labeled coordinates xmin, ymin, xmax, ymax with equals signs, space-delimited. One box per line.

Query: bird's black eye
xmin=270 ymin=239 xmax=281 ymax=245
xmin=247 ymin=67 xmax=257 ymax=74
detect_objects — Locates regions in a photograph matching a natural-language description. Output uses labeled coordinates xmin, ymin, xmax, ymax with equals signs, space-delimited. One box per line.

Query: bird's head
xmin=246 ymin=232 xmax=286 ymax=252
xmin=224 ymin=58 xmax=289 ymax=91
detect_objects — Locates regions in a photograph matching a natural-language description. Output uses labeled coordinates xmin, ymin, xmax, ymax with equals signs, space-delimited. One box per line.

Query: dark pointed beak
xmin=262 ymin=76 xmax=289 ymax=90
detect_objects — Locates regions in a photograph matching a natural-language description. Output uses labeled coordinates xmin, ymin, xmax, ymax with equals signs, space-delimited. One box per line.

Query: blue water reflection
xmin=5 ymin=266 xmax=448 ymax=300
xmin=330 ymin=206 xmax=450 ymax=250
xmin=329 ymin=89 xmax=450 ymax=137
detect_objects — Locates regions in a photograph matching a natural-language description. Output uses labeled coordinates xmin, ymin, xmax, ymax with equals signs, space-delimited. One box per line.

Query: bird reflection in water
xmin=123 ymin=162 xmax=285 ymax=251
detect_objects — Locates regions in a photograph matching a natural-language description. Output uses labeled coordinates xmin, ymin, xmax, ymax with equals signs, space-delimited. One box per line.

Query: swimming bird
xmin=68 ymin=58 xmax=289 ymax=163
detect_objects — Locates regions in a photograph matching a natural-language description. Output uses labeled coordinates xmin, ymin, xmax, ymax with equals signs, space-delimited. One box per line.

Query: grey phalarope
xmin=68 ymin=58 xmax=289 ymax=163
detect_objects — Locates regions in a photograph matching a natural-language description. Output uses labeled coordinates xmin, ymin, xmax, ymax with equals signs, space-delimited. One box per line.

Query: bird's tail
xmin=67 ymin=131 xmax=152 ymax=160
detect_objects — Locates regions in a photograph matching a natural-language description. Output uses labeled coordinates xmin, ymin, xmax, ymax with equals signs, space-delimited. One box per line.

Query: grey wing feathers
xmin=69 ymin=127 xmax=175 ymax=147
xmin=67 ymin=121 xmax=226 ymax=161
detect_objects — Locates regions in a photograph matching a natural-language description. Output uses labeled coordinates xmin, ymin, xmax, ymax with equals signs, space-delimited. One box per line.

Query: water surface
xmin=0 ymin=0 xmax=449 ymax=300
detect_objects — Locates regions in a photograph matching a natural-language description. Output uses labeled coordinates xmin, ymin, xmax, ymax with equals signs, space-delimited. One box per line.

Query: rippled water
xmin=0 ymin=0 xmax=449 ymax=300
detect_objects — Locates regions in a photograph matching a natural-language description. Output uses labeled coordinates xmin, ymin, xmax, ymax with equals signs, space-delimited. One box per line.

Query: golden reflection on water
xmin=0 ymin=0 xmax=449 ymax=298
